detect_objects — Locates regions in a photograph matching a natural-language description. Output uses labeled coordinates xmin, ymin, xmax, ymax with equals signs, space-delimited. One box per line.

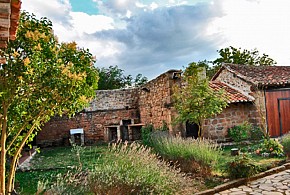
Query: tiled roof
xmin=0 ymin=0 xmax=21 ymax=48
xmin=209 ymin=81 xmax=254 ymax=103
xmin=219 ymin=64 xmax=290 ymax=87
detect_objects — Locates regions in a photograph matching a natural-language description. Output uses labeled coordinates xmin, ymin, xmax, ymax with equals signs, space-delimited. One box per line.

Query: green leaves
xmin=97 ymin=65 xmax=148 ymax=90
xmin=1 ymin=11 xmax=99 ymax=163
xmin=173 ymin=62 xmax=228 ymax=135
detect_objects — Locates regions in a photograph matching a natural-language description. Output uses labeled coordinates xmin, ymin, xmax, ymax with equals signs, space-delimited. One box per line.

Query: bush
xmin=256 ymin=137 xmax=284 ymax=157
xmin=250 ymin=126 xmax=265 ymax=141
xmin=150 ymin=131 xmax=222 ymax=175
xmin=225 ymin=154 xmax=260 ymax=179
xmin=281 ymin=133 xmax=290 ymax=155
xmin=228 ymin=122 xmax=251 ymax=142
xmin=141 ymin=124 xmax=154 ymax=146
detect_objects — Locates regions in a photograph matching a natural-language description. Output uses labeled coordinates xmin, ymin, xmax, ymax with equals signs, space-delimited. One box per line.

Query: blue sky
xmin=70 ymin=0 xmax=99 ymax=15
xmin=21 ymin=0 xmax=290 ymax=80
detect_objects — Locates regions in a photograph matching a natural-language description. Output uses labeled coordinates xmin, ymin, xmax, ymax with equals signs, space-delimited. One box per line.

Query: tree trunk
xmin=7 ymin=113 xmax=44 ymax=194
xmin=197 ymin=122 xmax=201 ymax=138
xmin=0 ymin=105 xmax=8 ymax=194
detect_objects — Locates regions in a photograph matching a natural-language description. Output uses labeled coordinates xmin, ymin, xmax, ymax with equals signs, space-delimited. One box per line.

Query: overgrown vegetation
xmin=228 ymin=122 xmax=264 ymax=142
xmin=173 ymin=62 xmax=228 ymax=137
xmin=16 ymin=139 xmax=286 ymax=194
xmin=150 ymin=131 xmax=222 ymax=176
xmin=37 ymin=142 xmax=199 ymax=194
xmin=257 ymin=137 xmax=284 ymax=157
xmin=281 ymin=133 xmax=290 ymax=158
xmin=225 ymin=154 xmax=260 ymax=179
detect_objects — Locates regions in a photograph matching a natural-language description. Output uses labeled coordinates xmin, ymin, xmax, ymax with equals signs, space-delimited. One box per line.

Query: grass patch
xmin=150 ymin=131 xmax=222 ymax=176
xmin=15 ymin=145 xmax=107 ymax=194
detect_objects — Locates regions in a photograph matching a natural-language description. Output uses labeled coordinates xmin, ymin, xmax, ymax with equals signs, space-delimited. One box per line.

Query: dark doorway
xmin=186 ymin=121 xmax=199 ymax=139
xmin=73 ymin=133 xmax=82 ymax=145
xmin=108 ymin=127 xmax=118 ymax=141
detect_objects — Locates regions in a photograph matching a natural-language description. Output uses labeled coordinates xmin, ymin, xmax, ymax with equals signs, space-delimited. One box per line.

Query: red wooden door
xmin=278 ymin=99 xmax=290 ymax=135
xmin=265 ymin=89 xmax=290 ymax=137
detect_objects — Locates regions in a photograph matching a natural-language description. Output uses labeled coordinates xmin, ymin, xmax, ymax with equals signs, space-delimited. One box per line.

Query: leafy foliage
xmin=206 ymin=46 xmax=276 ymax=78
xmin=97 ymin=65 xmax=147 ymax=89
xmin=173 ymin=62 xmax=228 ymax=136
xmin=281 ymin=133 xmax=290 ymax=154
xmin=228 ymin=122 xmax=251 ymax=142
xmin=0 ymin=12 xmax=98 ymax=193
xmin=257 ymin=137 xmax=284 ymax=157
xmin=250 ymin=126 xmax=265 ymax=141
xmin=228 ymin=122 xmax=265 ymax=142
xmin=141 ymin=124 xmax=154 ymax=146
xmin=225 ymin=154 xmax=260 ymax=179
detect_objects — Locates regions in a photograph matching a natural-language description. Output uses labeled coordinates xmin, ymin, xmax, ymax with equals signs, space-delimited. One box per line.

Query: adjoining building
xmin=37 ymin=64 xmax=290 ymax=146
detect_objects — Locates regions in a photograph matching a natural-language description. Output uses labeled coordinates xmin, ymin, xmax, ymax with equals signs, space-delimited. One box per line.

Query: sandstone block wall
xmin=86 ymin=88 xmax=139 ymax=111
xmin=215 ymin=69 xmax=252 ymax=96
xmin=37 ymin=88 xmax=140 ymax=146
xmin=139 ymin=70 xmax=181 ymax=132
xmin=203 ymin=103 xmax=261 ymax=140
xmin=37 ymin=109 xmax=139 ymax=146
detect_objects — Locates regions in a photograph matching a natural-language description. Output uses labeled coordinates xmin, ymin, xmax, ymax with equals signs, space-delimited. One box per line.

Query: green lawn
xmin=15 ymin=145 xmax=108 ymax=194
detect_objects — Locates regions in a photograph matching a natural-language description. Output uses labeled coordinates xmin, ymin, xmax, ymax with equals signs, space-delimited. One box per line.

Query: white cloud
xmin=209 ymin=0 xmax=290 ymax=65
xmin=70 ymin=12 xmax=114 ymax=34
xmin=150 ymin=2 xmax=159 ymax=10
xmin=21 ymin=0 xmax=290 ymax=79
xmin=22 ymin=0 xmax=72 ymax=27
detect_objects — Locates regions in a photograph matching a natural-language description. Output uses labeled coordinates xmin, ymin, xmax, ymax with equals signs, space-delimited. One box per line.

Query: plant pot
xmin=231 ymin=148 xmax=240 ymax=156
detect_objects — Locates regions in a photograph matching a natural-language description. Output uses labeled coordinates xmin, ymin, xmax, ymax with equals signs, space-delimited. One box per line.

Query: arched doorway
xmin=186 ymin=121 xmax=199 ymax=139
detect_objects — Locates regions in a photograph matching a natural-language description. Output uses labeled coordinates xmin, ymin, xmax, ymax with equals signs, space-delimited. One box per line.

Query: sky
xmin=21 ymin=0 xmax=290 ymax=80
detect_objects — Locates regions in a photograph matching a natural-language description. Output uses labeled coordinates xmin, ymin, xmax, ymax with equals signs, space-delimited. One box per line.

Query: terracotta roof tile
xmin=0 ymin=0 xmax=21 ymax=48
xmin=209 ymin=81 xmax=253 ymax=103
xmin=224 ymin=64 xmax=290 ymax=87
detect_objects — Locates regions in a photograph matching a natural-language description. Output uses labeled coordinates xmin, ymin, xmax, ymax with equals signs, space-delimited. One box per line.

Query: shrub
xmin=150 ymin=131 xmax=222 ymax=175
xmin=250 ymin=126 xmax=265 ymax=141
xmin=89 ymin=142 xmax=191 ymax=194
xmin=156 ymin=120 xmax=169 ymax=131
xmin=141 ymin=124 xmax=154 ymax=146
xmin=228 ymin=122 xmax=252 ymax=142
xmin=281 ymin=133 xmax=290 ymax=156
xmin=257 ymin=137 xmax=284 ymax=157
xmin=225 ymin=154 xmax=260 ymax=179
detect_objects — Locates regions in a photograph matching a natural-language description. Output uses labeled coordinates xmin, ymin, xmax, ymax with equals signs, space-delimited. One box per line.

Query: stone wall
xmin=85 ymin=88 xmax=139 ymax=111
xmin=138 ymin=70 xmax=181 ymax=132
xmin=215 ymin=68 xmax=252 ymax=96
xmin=203 ymin=103 xmax=261 ymax=140
xmin=37 ymin=109 xmax=139 ymax=146
xmin=37 ymin=88 xmax=140 ymax=146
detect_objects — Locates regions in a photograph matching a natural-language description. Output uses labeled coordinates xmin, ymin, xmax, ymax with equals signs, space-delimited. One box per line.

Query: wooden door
xmin=278 ymin=98 xmax=290 ymax=135
xmin=265 ymin=89 xmax=290 ymax=137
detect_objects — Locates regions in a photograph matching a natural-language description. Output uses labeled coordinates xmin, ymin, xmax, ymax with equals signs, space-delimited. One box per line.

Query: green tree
xmin=97 ymin=65 xmax=147 ymax=90
xmin=173 ymin=62 xmax=228 ymax=137
xmin=0 ymin=12 xmax=98 ymax=194
xmin=207 ymin=46 xmax=276 ymax=78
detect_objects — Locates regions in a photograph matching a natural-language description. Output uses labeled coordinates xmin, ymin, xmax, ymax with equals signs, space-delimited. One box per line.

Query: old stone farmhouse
xmin=36 ymin=64 xmax=290 ymax=146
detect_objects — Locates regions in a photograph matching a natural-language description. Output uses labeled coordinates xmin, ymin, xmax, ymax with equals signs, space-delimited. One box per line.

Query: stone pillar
xmin=117 ymin=126 xmax=121 ymax=141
